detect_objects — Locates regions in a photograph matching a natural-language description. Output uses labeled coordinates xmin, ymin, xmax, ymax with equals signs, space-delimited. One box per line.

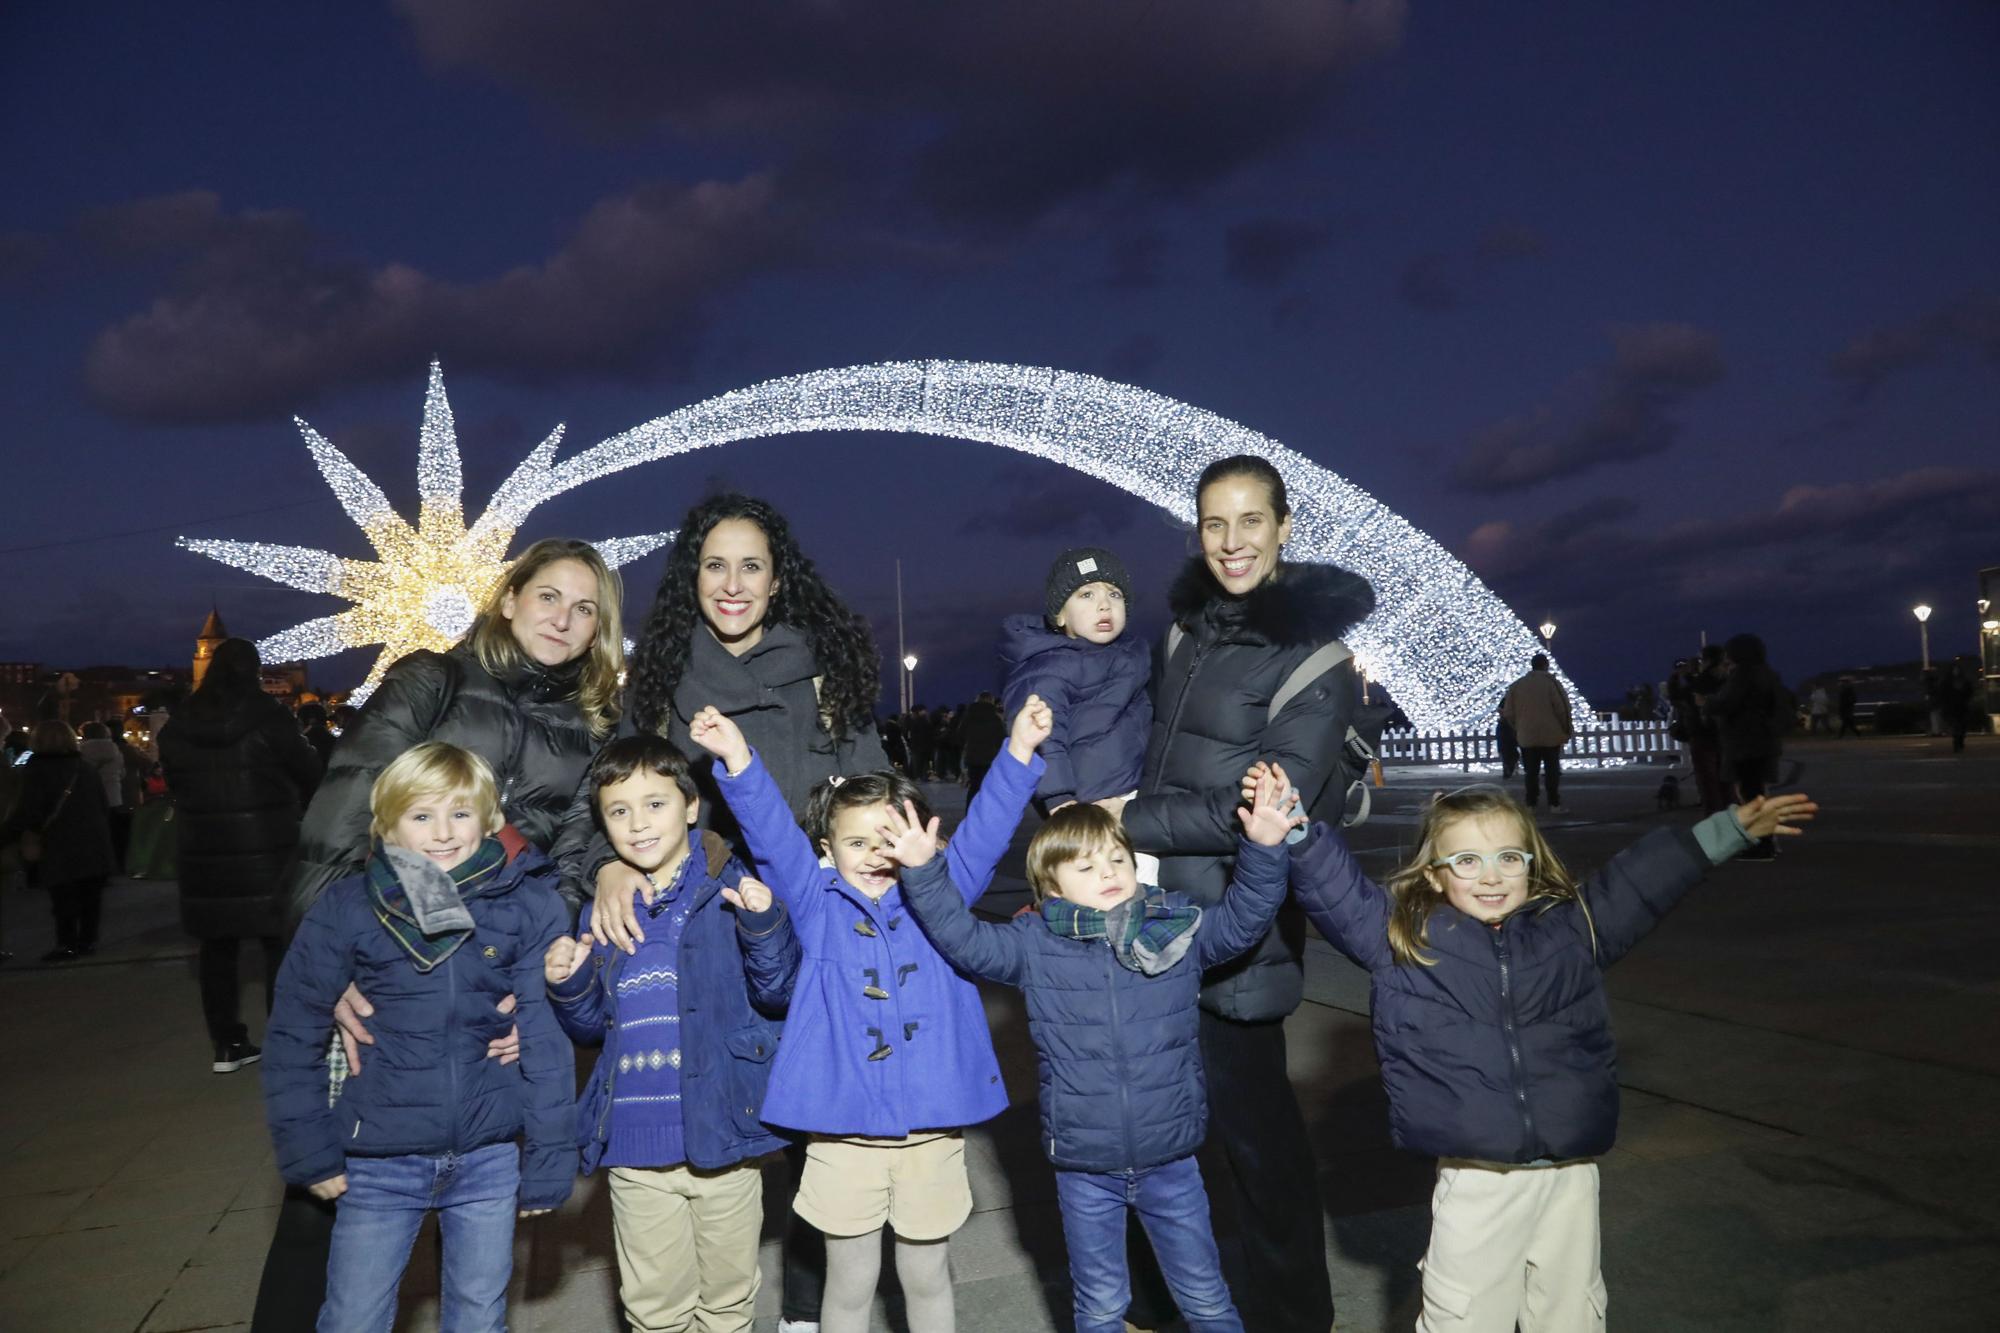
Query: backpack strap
xmin=1267 ymin=640 xmax=1354 ymax=723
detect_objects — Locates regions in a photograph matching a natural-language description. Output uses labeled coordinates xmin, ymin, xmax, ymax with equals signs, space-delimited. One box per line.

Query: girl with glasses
xmin=1249 ymin=766 xmax=1815 ymax=1332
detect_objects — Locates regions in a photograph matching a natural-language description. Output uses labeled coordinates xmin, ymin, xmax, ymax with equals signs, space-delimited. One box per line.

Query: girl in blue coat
xmin=892 ymin=767 xmax=1303 ymax=1333
xmin=687 ymin=694 xmax=1054 ymax=1333
xmin=1273 ymin=769 xmax=1816 ymax=1332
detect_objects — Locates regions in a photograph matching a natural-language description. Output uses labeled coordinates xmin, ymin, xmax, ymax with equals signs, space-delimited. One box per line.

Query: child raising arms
xmin=1266 ymin=764 xmax=1815 ymax=1332
xmin=687 ymin=693 xmax=1055 ymax=1333
xmin=890 ymin=765 xmax=1304 ymax=1333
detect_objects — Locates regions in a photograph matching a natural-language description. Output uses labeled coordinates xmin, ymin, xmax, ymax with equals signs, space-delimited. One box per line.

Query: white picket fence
xmin=1377 ymin=718 xmax=1677 ymax=768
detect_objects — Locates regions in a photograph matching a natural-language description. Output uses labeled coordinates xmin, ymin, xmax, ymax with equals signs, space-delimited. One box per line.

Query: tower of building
xmin=193 ymin=607 xmax=227 ymax=688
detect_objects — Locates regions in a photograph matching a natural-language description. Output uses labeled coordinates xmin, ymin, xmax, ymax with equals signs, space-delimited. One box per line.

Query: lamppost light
xmin=1983 ymin=620 xmax=1999 ymax=633
xmin=1913 ymin=604 xmax=1932 ymax=623
xmin=1538 ymin=620 xmax=1557 ymax=643
xmin=902 ymin=654 xmax=918 ymax=672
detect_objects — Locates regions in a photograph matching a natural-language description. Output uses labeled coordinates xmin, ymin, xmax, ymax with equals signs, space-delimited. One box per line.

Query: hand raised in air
xmin=688 ymin=706 xmax=752 ymax=774
xmin=1007 ymin=693 xmax=1054 ymax=763
xmin=877 ymin=798 xmax=943 ymax=869
xmin=1237 ymin=762 xmax=1307 ymax=847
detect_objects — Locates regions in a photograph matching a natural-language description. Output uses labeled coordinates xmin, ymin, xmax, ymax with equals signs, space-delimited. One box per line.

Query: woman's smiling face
xmin=1198 ymin=473 xmax=1291 ymax=596
xmin=696 ymin=518 xmax=778 ymax=654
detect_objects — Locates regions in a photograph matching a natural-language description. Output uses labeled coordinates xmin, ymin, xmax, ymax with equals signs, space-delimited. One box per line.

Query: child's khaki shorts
xmin=794 ymin=1131 xmax=971 ymax=1241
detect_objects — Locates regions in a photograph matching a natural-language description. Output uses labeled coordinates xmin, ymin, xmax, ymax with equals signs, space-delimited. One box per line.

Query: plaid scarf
xmin=365 ymin=837 xmax=507 ymax=971
xmin=1041 ymin=889 xmax=1203 ymax=976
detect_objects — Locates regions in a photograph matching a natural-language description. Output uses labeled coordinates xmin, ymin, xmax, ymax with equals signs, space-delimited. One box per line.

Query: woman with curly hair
xmin=590 ymin=493 xmax=887 ymax=1333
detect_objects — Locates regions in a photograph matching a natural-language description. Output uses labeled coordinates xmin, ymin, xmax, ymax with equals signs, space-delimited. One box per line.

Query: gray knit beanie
xmin=1044 ymin=547 xmax=1133 ymax=627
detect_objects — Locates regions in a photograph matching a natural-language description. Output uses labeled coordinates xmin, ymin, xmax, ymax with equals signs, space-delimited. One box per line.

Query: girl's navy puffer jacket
xmin=263 ymin=842 xmax=577 ymax=1210
xmin=1124 ymin=558 xmax=1375 ymax=1023
xmin=899 ymin=838 xmax=1289 ymax=1173
xmin=1289 ymin=820 xmax=1716 ymax=1163
xmin=998 ymin=615 xmax=1153 ymax=810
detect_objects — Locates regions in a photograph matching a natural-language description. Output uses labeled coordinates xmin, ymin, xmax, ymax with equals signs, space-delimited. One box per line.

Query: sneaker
xmin=214 ymin=1041 xmax=263 ymax=1074
xmin=40 ymin=947 xmax=77 ymax=964
xmin=1548 ymin=804 xmax=1569 ymax=815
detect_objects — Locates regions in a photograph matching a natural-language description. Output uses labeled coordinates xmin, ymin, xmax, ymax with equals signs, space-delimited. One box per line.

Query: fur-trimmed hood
xmin=1166 ymin=557 xmax=1375 ymax=648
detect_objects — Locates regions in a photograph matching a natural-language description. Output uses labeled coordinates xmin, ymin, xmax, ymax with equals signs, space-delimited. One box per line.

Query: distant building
xmin=1981 ymin=565 xmax=1999 ymax=721
xmin=192 ymin=606 xmax=228 ymax=688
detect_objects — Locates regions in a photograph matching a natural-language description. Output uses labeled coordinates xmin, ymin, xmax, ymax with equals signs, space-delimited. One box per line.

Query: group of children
xmin=265 ymin=545 xmax=1816 ymax=1332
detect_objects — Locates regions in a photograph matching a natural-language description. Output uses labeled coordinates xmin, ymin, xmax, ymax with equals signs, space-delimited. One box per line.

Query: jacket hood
xmin=1166 ymin=556 xmax=1376 ymax=648
xmin=996 ymin=613 xmax=1149 ymax=675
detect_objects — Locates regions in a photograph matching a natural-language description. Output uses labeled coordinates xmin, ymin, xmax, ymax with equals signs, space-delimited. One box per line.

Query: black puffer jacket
xmin=0 ymin=753 xmax=115 ymax=887
xmin=158 ymin=690 xmax=321 ymax=938
xmin=284 ymin=644 xmax=601 ymax=926
xmin=1124 ymin=557 xmax=1375 ymax=1022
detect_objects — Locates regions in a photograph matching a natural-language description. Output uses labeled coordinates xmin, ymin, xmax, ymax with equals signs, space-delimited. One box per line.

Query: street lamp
xmin=1538 ymin=620 xmax=1557 ymax=645
xmin=902 ymin=654 xmax=919 ymax=708
xmin=1913 ymin=604 xmax=1932 ymax=670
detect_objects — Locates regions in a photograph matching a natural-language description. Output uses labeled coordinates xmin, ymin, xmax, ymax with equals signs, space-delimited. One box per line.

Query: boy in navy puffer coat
xmin=894 ymin=767 xmax=1305 ymax=1333
xmin=1278 ymin=770 xmax=1817 ymax=1332
xmin=263 ymin=742 xmax=575 ymax=1333
xmin=1001 ymin=547 xmax=1152 ymax=819
xmin=542 ymin=736 xmax=800 ymax=1333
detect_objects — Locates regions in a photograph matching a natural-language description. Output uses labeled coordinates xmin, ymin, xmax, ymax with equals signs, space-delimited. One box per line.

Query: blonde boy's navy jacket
xmin=1289 ymin=820 xmax=1717 ymax=1163
xmin=263 ymin=840 xmax=577 ymax=1210
xmin=899 ymin=838 xmax=1289 ymax=1173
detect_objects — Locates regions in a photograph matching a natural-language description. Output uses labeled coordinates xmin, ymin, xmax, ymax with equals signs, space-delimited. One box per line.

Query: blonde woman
xmin=252 ymin=537 xmax=624 ymax=1332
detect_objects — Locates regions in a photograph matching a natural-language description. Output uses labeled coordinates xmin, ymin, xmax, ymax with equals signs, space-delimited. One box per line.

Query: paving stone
xmin=141 ymin=1259 xmax=265 ymax=1332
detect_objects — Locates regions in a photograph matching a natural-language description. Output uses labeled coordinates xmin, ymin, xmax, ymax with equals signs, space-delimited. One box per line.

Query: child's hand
xmin=1239 ymin=760 xmax=1275 ymax=807
xmin=308 ymin=1174 xmax=348 ymax=1202
xmin=877 ymin=798 xmax=943 ymax=869
xmin=721 ymin=876 xmax=775 ymax=914
xmin=1007 ymin=693 xmax=1055 ymax=763
xmin=1237 ymin=762 xmax=1307 ymax=847
xmin=688 ymin=706 xmax=752 ymax=774
xmin=543 ymin=934 xmax=594 ymax=985
xmin=1733 ymin=792 xmax=1817 ymax=841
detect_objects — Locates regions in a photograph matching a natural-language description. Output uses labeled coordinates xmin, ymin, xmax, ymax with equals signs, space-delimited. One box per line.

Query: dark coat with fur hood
xmin=1124 ymin=557 xmax=1375 ymax=1022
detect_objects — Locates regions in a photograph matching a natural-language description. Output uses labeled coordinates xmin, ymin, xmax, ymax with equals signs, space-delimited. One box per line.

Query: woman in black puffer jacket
xmin=158 ymin=638 xmax=322 ymax=1070
xmin=1115 ymin=454 xmax=1374 ymax=1333
xmin=252 ymin=537 xmax=625 ymax=1333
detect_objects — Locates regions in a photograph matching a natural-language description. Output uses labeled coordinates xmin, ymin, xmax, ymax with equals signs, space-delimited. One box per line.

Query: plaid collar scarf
xmin=1040 ymin=889 xmax=1203 ymax=976
xmin=366 ymin=837 xmax=507 ymax=971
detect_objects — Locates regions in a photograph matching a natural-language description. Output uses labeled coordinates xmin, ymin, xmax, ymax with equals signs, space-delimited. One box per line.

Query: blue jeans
xmin=319 ymin=1141 xmax=520 ymax=1333
xmin=1055 ymin=1156 xmax=1242 ymax=1333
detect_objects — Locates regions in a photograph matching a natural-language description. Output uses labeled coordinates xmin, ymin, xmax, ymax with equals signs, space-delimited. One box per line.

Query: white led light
xmin=182 ymin=360 xmax=1577 ymax=728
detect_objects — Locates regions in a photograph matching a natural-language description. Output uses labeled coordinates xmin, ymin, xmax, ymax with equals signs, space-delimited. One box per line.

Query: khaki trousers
xmin=1417 ymin=1158 xmax=1607 ymax=1333
xmin=607 ymin=1162 xmax=765 ymax=1333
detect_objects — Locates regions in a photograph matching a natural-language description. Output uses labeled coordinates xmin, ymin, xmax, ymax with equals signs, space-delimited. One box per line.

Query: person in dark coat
xmin=1000 ymin=546 xmax=1153 ymax=816
xmin=1108 ymin=453 xmax=1373 ymax=1333
xmin=591 ymin=492 xmax=889 ymax=1333
xmin=1706 ymin=633 xmax=1785 ymax=860
xmin=0 ymin=720 xmax=116 ymax=962
xmin=958 ymin=692 xmax=1006 ymax=797
xmin=899 ymin=779 xmax=1299 ymax=1333
xmin=1288 ymin=781 xmax=1815 ymax=1329
xmin=294 ymin=701 xmax=337 ymax=773
xmin=252 ymin=536 xmax=624 ymax=1333
xmin=157 ymin=638 xmax=323 ymax=1072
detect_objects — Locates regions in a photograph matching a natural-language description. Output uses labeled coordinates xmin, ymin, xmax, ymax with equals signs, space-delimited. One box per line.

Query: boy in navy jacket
xmin=263 ymin=742 xmax=575 ymax=1333
xmin=892 ymin=765 xmax=1304 ymax=1333
xmin=542 ymin=736 xmax=799 ymax=1333
xmin=1000 ymin=547 xmax=1153 ymax=819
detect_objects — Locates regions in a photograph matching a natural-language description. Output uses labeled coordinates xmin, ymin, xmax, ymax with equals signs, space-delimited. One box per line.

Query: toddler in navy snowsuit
xmin=1000 ymin=546 xmax=1152 ymax=815
xmin=895 ymin=765 xmax=1306 ymax=1333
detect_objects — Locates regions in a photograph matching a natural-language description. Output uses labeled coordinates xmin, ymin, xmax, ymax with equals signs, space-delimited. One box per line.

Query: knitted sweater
xmin=600 ymin=857 xmax=699 ymax=1168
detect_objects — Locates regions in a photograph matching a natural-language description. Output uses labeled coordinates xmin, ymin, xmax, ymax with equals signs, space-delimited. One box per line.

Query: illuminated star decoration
xmin=179 ymin=363 xmax=671 ymax=701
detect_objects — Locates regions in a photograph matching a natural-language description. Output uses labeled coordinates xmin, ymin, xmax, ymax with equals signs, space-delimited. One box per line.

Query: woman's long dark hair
xmin=629 ymin=494 xmax=881 ymax=742
xmin=189 ymin=638 xmax=266 ymax=708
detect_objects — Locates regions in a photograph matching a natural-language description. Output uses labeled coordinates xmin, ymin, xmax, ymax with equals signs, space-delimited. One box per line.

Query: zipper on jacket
xmin=1108 ymin=948 xmax=1136 ymax=1167
xmin=447 ymin=950 xmax=463 ymax=1152
xmin=1148 ymin=638 xmax=1210 ymax=795
xmin=1493 ymin=927 xmax=1537 ymax=1158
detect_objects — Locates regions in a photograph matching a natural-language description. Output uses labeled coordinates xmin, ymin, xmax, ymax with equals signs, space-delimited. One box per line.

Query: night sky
xmin=4 ymin=2 xmax=1996 ymax=711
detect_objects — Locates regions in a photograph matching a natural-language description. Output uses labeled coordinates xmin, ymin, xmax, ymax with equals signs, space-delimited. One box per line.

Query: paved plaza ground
xmin=1 ymin=733 xmax=1995 ymax=1331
